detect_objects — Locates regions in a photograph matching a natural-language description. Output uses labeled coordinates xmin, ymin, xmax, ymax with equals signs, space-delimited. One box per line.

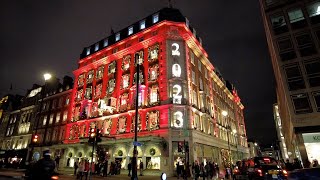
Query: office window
xmin=86 ymin=48 xmax=90 ymax=55
xmin=288 ymin=9 xmax=305 ymax=23
xmin=271 ymin=14 xmax=288 ymax=35
xmin=304 ymin=60 xmax=320 ymax=87
xmin=94 ymin=43 xmax=99 ymax=51
xmin=291 ymin=93 xmax=313 ymax=114
xmin=152 ymin=13 xmax=159 ymax=23
xmin=103 ymin=39 xmax=108 ymax=47
xmin=115 ymin=33 xmax=120 ymax=41
xmin=56 ymin=112 xmax=60 ymax=123
xmin=313 ymin=92 xmax=320 ymax=111
xmin=128 ymin=26 xmax=133 ymax=35
xmin=140 ymin=20 xmax=146 ymax=30
xmin=284 ymin=64 xmax=305 ymax=91
xmin=278 ymin=38 xmax=296 ymax=61
xmin=307 ymin=2 xmax=320 ymax=24
xmin=295 ymin=34 xmax=317 ymax=57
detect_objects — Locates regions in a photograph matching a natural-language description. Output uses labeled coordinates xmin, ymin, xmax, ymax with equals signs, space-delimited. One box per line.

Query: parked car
xmin=287 ymin=167 xmax=320 ymax=180
xmin=233 ymin=157 xmax=288 ymax=180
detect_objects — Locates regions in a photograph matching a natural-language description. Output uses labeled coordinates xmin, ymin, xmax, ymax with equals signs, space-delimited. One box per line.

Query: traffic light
xmin=32 ymin=134 xmax=39 ymax=143
xmin=184 ymin=141 xmax=189 ymax=152
xmin=88 ymin=128 xmax=96 ymax=143
xmin=178 ymin=142 xmax=183 ymax=152
xmin=96 ymin=129 xmax=102 ymax=143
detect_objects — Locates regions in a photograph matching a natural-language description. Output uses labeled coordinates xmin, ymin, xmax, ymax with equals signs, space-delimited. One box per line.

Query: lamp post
xmin=28 ymin=73 xmax=51 ymax=163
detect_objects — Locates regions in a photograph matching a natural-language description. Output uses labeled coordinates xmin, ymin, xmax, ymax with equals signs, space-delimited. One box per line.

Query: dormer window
xmin=152 ymin=13 xmax=159 ymax=23
xmin=140 ymin=20 xmax=146 ymax=30
xmin=116 ymin=33 xmax=120 ymax=41
xmin=94 ymin=43 xmax=99 ymax=51
xmin=128 ymin=26 xmax=133 ymax=35
xmin=86 ymin=48 xmax=90 ymax=55
xmin=103 ymin=39 xmax=108 ymax=47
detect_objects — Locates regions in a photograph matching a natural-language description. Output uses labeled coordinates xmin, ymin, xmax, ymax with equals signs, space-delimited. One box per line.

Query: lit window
xmin=121 ymin=74 xmax=130 ymax=89
xmin=65 ymin=97 xmax=70 ymax=105
xmin=128 ymin=26 xmax=133 ymax=35
xmin=108 ymin=61 xmax=116 ymax=74
xmin=86 ymin=47 xmax=90 ymax=55
xmin=103 ymin=39 xmax=108 ymax=47
xmin=147 ymin=111 xmax=159 ymax=130
xmin=149 ymin=85 xmax=159 ymax=104
xmin=49 ymin=114 xmax=54 ymax=124
xmin=122 ymin=55 xmax=131 ymax=71
xmin=108 ymin=79 xmax=116 ymax=93
xmin=288 ymin=9 xmax=305 ymax=23
xmin=149 ymin=65 xmax=159 ymax=81
xmin=63 ymin=111 xmax=68 ymax=121
xmin=140 ymin=20 xmax=146 ymax=30
xmin=94 ymin=43 xmax=99 ymax=51
xmin=198 ymin=60 xmax=202 ymax=71
xmin=152 ymin=13 xmax=159 ymax=23
xmin=307 ymin=2 xmax=320 ymax=17
xmin=56 ymin=112 xmax=60 ymax=123
xmin=192 ymin=71 xmax=195 ymax=84
xmin=190 ymin=52 xmax=195 ymax=64
xmin=115 ymin=33 xmax=120 ymax=41
xmin=95 ymin=83 xmax=102 ymax=98
xmin=43 ymin=116 xmax=47 ymax=126
xmin=96 ymin=66 xmax=104 ymax=79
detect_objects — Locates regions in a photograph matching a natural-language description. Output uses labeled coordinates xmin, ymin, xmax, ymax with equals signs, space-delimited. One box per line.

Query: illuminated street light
xmin=254 ymin=142 xmax=258 ymax=146
xmin=233 ymin=129 xmax=237 ymax=134
xmin=43 ymin=73 xmax=52 ymax=81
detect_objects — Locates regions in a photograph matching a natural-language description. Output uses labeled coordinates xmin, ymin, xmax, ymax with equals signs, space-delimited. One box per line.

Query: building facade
xmin=260 ymin=0 xmax=320 ymax=164
xmin=64 ymin=8 xmax=248 ymax=176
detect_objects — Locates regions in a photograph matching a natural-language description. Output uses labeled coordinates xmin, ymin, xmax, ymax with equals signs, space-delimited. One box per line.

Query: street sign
xmin=133 ymin=141 xmax=142 ymax=146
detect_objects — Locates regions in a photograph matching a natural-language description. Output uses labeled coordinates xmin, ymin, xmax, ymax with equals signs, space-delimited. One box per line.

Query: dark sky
xmin=0 ymin=0 xmax=277 ymax=144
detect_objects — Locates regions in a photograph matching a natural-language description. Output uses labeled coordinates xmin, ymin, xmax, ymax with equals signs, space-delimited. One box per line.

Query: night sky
xmin=0 ymin=1 xmax=277 ymax=144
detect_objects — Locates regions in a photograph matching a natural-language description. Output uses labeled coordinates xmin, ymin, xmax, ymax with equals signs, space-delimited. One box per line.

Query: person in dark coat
xmin=128 ymin=161 xmax=132 ymax=176
xmin=31 ymin=150 xmax=56 ymax=180
xmin=103 ymin=160 xmax=108 ymax=177
xmin=74 ymin=160 xmax=79 ymax=175
xmin=139 ymin=161 xmax=144 ymax=176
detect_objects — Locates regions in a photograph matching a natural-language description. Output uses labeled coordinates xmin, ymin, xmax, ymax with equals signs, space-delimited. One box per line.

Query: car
xmin=233 ymin=157 xmax=288 ymax=180
xmin=287 ymin=167 xmax=320 ymax=180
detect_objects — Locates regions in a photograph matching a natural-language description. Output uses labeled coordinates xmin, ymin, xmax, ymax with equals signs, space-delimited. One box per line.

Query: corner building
xmin=260 ymin=0 xmax=320 ymax=165
xmin=65 ymin=8 xmax=248 ymax=176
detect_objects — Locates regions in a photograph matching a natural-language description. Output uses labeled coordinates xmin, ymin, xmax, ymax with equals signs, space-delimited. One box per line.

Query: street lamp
xmin=28 ymin=73 xmax=51 ymax=163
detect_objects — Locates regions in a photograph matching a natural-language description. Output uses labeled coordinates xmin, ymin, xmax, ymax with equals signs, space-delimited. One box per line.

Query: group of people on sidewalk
xmin=176 ymin=159 xmax=220 ymax=180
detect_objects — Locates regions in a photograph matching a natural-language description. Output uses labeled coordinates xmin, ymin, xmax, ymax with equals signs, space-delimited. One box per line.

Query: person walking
xmin=30 ymin=150 xmax=56 ymax=180
xmin=77 ymin=161 xmax=85 ymax=180
xmin=74 ymin=160 xmax=79 ymax=175
xmin=103 ymin=160 xmax=108 ymax=177
xmin=128 ymin=161 xmax=132 ymax=176
xmin=139 ymin=161 xmax=144 ymax=176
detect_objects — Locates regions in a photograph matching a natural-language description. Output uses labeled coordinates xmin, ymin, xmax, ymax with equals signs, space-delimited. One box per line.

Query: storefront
xmin=302 ymin=133 xmax=320 ymax=162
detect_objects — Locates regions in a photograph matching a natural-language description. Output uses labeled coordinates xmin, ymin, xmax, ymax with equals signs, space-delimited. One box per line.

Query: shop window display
xmin=117 ymin=116 xmax=127 ymax=134
xmin=103 ymin=118 xmax=112 ymax=135
xmin=121 ymin=74 xmax=130 ymax=89
xmin=148 ymin=43 xmax=159 ymax=62
xmin=78 ymin=74 xmax=84 ymax=87
xmin=147 ymin=110 xmax=159 ymax=130
xmin=148 ymin=65 xmax=159 ymax=81
xmin=76 ymin=89 xmax=83 ymax=102
xmin=131 ymin=115 xmax=142 ymax=132
xmin=87 ymin=70 xmax=94 ymax=84
xmin=108 ymin=79 xmax=116 ymax=94
xmin=149 ymin=85 xmax=159 ymax=105
xmin=146 ymin=156 xmax=160 ymax=169
xmin=95 ymin=83 xmax=102 ymax=98
xmin=119 ymin=93 xmax=129 ymax=112
xmin=122 ymin=55 xmax=131 ymax=71
xmin=135 ymin=50 xmax=144 ymax=65
xmin=96 ymin=66 xmax=104 ymax=80
xmin=108 ymin=61 xmax=116 ymax=74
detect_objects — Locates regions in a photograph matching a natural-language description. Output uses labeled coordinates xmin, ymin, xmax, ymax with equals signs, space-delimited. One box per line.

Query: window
xmin=152 ymin=13 xmax=159 ymax=23
xmin=135 ymin=50 xmax=144 ymax=65
xmin=148 ymin=44 xmax=159 ymax=61
xmin=271 ymin=14 xmax=288 ymax=35
xmin=192 ymin=71 xmax=195 ymax=84
xmin=313 ymin=92 xmax=320 ymax=111
xmin=108 ymin=61 xmax=116 ymax=74
xmin=121 ymin=74 xmax=130 ymax=89
xmin=119 ymin=93 xmax=129 ymax=111
xmin=190 ymin=52 xmax=195 ymax=64
xmin=63 ymin=111 xmax=68 ymax=121
xmin=77 ymin=74 xmax=84 ymax=87
xmin=199 ymin=78 xmax=203 ymax=91
xmin=193 ymin=114 xmax=200 ymax=130
xmin=295 ymin=34 xmax=317 ymax=57
xmin=85 ymin=86 xmax=92 ymax=99
xmin=108 ymin=79 xmax=116 ymax=93
xmin=205 ymin=69 xmax=208 ymax=79
xmin=58 ymin=97 xmax=63 ymax=107
xmin=94 ymin=43 xmax=99 ymax=51
xmin=291 ymin=93 xmax=313 ymax=114
xmin=86 ymin=47 xmax=90 ymax=55
xmin=149 ymin=85 xmax=159 ymax=104
xmin=122 ymin=55 xmax=131 ymax=71
xmin=43 ymin=116 xmax=47 ymax=126
xmin=103 ymin=39 xmax=108 ymax=47
xmin=149 ymin=65 xmax=159 ymax=81
xmin=304 ymin=60 xmax=320 ymax=87
xmin=49 ymin=114 xmax=54 ymax=124
xmin=288 ymin=9 xmax=305 ymax=23
xmin=52 ymin=99 xmax=57 ymax=109
xmin=96 ymin=66 xmax=104 ymax=80
xmin=284 ymin=64 xmax=305 ymax=91
xmin=198 ymin=60 xmax=202 ymax=72
xmin=277 ymin=39 xmax=297 ymax=60
xmin=95 ymin=83 xmax=102 ymax=98
xmin=65 ymin=97 xmax=70 ymax=105
xmin=192 ymin=90 xmax=198 ymax=106
xmin=87 ymin=70 xmax=94 ymax=84
xmin=128 ymin=26 xmax=133 ymax=35
xmin=140 ymin=20 xmax=146 ymax=30
xmin=307 ymin=2 xmax=320 ymax=24
xmin=115 ymin=33 xmax=120 ymax=41
xmin=56 ymin=112 xmax=60 ymax=123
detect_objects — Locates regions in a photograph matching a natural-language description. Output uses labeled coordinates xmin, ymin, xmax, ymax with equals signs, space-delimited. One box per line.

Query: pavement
xmin=0 ymin=168 xmax=192 ymax=180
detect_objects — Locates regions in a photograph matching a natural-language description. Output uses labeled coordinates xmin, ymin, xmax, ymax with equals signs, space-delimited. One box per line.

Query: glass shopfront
xmin=302 ymin=133 xmax=320 ymax=162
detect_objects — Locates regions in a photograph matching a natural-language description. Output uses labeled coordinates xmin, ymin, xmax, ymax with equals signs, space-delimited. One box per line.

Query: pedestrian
xmin=103 ymin=160 xmax=108 ymax=176
xmin=74 ymin=160 xmax=79 ymax=175
xmin=139 ymin=161 xmax=144 ymax=176
xmin=193 ymin=161 xmax=200 ymax=180
xmin=77 ymin=161 xmax=85 ymax=180
xmin=55 ymin=156 xmax=60 ymax=171
xmin=285 ymin=159 xmax=293 ymax=171
xmin=128 ymin=161 xmax=132 ymax=176
xmin=205 ymin=162 xmax=211 ymax=179
xmin=30 ymin=150 xmax=56 ymax=180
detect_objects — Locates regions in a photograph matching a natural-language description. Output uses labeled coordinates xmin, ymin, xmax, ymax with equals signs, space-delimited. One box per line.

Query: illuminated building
xmin=273 ymin=104 xmax=289 ymax=160
xmin=260 ymin=0 xmax=320 ymax=165
xmin=64 ymin=8 xmax=248 ymax=175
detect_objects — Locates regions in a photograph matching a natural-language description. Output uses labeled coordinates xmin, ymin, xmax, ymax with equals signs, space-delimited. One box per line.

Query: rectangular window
xmin=65 ymin=97 xmax=70 ymax=105
xmin=198 ymin=60 xmax=202 ymax=72
xmin=58 ymin=97 xmax=63 ymax=107
xmin=43 ymin=116 xmax=47 ymax=126
xmin=115 ymin=33 xmax=120 ymax=41
xmin=192 ymin=71 xmax=195 ymax=84
xmin=86 ymin=47 xmax=90 ymax=55
xmin=284 ymin=64 xmax=305 ymax=91
xmin=193 ymin=90 xmax=198 ymax=106
xmin=103 ymin=39 xmax=108 ymax=47
xmin=140 ymin=20 xmax=146 ymax=30
xmin=49 ymin=114 xmax=54 ymax=124
xmin=52 ymin=99 xmax=56 ymax=109
xmin=288 ymin=9 xmax=305 ymax=23
xmin=205 ymin=69 xmax=208 ymax=79
xmin=199 ymin=78 xmax=203 ymax=91
xmin=56 ymin=112 xmax=60 ymax=123
xmin=128 ymin=26 xmax=133 ymax=35
xmin=291 ymin=93 xmax=313 ymax=114
xmin=307 ymin=1 xmax=320 ymax=24
xmin=295 ymin=34 xmax=317 ymax=57
xmin=152 ymin=13 xmax=159 ymax=23
xmin=304 ymin=60 xmax=320 ymax=87
xmin=271 ymin=14 xmax=288 ymax=35
xmin=94 ymin=43 xmax=99 ymax=51
xmin=190 ymin=52 xmax=195 ymax=64
xmin=313 ymin=91 xmax=320 ymax=112
xmin=63 ymin=111 xmax=68 ymax=121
